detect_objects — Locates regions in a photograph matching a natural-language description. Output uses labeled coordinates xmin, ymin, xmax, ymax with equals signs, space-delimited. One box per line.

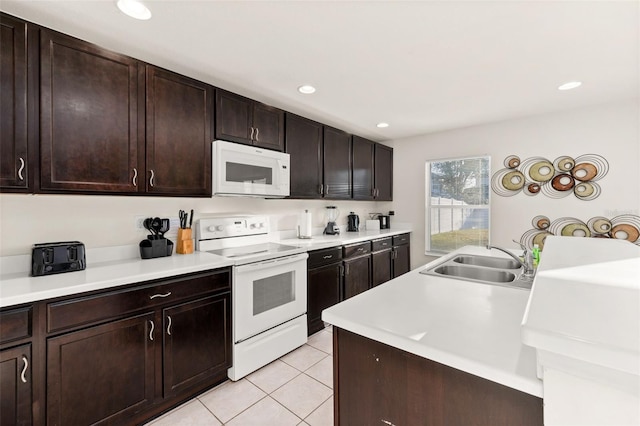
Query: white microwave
xmin=212 ymin=140 xmax=290 ymax=198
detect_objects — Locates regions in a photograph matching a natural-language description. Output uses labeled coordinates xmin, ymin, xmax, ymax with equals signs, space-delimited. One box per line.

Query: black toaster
xmin=32 ymin=241 xmax=86 ymax=277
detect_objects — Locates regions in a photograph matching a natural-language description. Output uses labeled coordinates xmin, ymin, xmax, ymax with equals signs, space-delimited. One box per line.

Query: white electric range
xmin=196 ymin=216 xmax=308 ymax=380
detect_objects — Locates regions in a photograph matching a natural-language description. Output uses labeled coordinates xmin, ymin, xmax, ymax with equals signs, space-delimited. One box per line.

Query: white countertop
xmin=0 ymin=249 xmax=234 ymax=307
xmin=322 ymin=245 xmax=543 ymax=397
xmin=279 ymin=227 xmax=411 ymax=251
xmin=0 ymin=228 xmax=411 ymax=308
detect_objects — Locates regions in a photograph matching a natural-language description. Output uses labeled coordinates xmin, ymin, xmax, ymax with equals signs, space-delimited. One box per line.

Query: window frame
xmin=425 ymin=155 xmax=491 ymax=255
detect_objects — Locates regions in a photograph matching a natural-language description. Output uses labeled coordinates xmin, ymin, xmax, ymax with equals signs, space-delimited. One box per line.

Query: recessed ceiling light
xmin=297 ymin=85 xmax=316 ymax=94
xmin=376 ymin=122 xmax=390 ymax=128
xmin=558 ymin=81 xmax=582 ymax=91
xmin=117 ymin=0 xmax=152 ymax=20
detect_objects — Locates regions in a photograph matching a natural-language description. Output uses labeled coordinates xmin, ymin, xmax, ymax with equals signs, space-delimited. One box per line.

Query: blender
xmin=323 ymin=206 xmax=340 ymax=235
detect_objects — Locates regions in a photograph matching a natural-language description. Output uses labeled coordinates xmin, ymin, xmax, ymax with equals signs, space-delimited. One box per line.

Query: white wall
xmin=0 ymin=194 xmax=391 ymax=256
xmin=392 ymin=100 xmax=640 ymax=268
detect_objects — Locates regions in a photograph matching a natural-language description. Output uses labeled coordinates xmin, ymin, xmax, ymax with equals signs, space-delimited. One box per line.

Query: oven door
xmin=212 ymin=140 xmax=290 ymax=198
xmin=233 ymin=252 xmax=308 ymax=342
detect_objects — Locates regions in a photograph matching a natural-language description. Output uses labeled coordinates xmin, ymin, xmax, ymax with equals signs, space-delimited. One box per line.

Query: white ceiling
xmin=2 ymin=0 xmax=638 ymax=142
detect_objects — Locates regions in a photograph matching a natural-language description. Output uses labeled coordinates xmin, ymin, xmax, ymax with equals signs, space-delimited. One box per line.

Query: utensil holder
xmin=139 ymin=237 xmax=174 ymax=259
xmin=176 ymin=228 xmax=194 ymax=255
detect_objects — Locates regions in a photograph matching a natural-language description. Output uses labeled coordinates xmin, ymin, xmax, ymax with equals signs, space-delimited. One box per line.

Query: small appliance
xmin=211 ymin=140 xmax=290 ymax=198
xmin=323 ymin=206 xmax=340 ymax=235
xmin=347 ymin=212 xmax=360 ymax=232
xmin=32 ymin=241 xmax=86 ymax=276
xmin=379 ymin=214 xmax=390 ymax=229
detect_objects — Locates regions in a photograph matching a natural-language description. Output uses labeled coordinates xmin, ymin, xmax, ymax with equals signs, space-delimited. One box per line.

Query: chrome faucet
xmin=486 ymin=244 xmax=536 ymax=278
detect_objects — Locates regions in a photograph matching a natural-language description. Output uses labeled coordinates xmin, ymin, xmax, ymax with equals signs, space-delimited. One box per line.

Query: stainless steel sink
xmin=420 ymin=253 xmax=533 ymax=290
xmin=433 ymin=265 xmax=517 ymax=282
xmin=452 ymin=254 xmax=521 ymax=270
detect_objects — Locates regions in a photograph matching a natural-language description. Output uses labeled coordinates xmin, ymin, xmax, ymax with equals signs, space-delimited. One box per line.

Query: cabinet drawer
xmin=392 ymin=233 xmax=410 ymax=246
xmin=0 ymin=306 xmax=32 ymax=344
xmin=47 ymin=269 xmax=230 ymax=334
xmin=343 ymin=241 xmax=371 ymax=259
xmin=308 ymin=247 xmax=342 ymax=268
xmin=372 ymin=237 xmax=392 ymax=252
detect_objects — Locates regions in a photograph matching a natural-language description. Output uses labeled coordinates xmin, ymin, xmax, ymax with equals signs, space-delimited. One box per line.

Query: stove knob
xmin=258 ymin=223 xmax=265 ymax=228
xmin=249 ymin=223 xmax=257 ymax=229
xmin=208 ymin=225 xmax=224 ymax=232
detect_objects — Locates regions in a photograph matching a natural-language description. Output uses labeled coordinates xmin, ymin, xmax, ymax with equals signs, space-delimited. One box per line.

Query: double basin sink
xmin=420 ymin=253 xmax=533 ymax=289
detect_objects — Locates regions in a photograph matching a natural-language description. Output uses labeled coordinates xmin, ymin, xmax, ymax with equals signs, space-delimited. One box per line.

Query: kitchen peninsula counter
xmin=322 ymin=245 xmax=542 ymax=397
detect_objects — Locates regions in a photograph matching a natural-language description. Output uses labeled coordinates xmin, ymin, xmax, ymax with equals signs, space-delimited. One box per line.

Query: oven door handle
xmin=234 ymin=252 xmax=309 ymax=272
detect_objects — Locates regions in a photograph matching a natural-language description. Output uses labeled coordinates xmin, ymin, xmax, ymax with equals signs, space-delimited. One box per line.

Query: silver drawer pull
xmin=357 ymin=247 xmax=364 ymax=251
xmin=149 ymin=320 xmax=154 ymax=341
xmin=323 ymin=255 xmax=333 ymax=259
xmin=132 ymin=168 xmax=138 ymax=186
xmin=150 ymin=292 xmax=171 ymax=299
xmin=20 ymin=356 xmax=28 ymax=383
xmin=167 ymin=316 xmax=172 ymax=336
xmin=18 ymin=157 xmax=25 ymax=181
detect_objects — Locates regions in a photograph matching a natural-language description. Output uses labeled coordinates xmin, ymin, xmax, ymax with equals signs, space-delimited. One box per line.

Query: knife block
xmin=176 ymin=229 xmax=194 ymax=255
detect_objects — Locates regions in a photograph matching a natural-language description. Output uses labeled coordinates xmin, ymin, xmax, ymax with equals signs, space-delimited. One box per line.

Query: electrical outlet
xmin=135 ymin=216 xmax=148 ymax=230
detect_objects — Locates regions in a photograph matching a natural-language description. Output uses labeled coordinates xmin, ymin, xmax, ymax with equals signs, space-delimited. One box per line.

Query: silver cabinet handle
xmin=150 ymin=292 xmax=171 ymax=299
xmin=325 ymin=184 xmax=329 ymax=195
xmin=255 ymin=127 xmax=259 ymax=141
xmin=250 ymin=127 xmax=255 ymax=140
xmin=339 ymin=264 xmax=345 ymax=276
xmin=132 ymin=168 xmax=138 ymax=186
xmin=149 ymin=170 xmax=155 ymax=187
xmin=149 ymin=320 xmax=155 ymax=341
xmin=323 ymin=255 xmax=333 ymax=259
xmin=17 ymin=157 xmax=25 ymax=181
xmin=319 ymin=184 xmax=324 ymax=195
xmin=357 ymin=247 xmax=364 ymax=251
xmin=20 ymin=356 xmax=28 ymax=383
xmin=167 ymin=316 xmax=172 ymax=336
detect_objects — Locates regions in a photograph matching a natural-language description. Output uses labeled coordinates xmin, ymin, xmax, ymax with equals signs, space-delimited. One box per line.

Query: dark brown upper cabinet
xmin=285 ymin=113 xmax=323 ymax=198
xmin=145 ymin=65 xmax=212 ymax=196
xmin=215 ymin=89 xmax=284 ymax=151
xmin=323 ymin=126 xmax=352 ymax=199
xmin=352 ymin=135 xmax=375 ymax=200
xmin=39 ymin=29 xmax=142 ymax=193
xmin=374 ymin=143 xmax=393 ymax=200
xmin=0 ymin=14 xmax=31 ymax=192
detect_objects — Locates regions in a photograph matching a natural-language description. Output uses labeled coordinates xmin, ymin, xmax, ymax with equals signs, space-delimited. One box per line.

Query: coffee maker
xmin=323 ymin=206 xmax=340 ymax=235
xmin=347 ymin=212 xmax=359 ymax=232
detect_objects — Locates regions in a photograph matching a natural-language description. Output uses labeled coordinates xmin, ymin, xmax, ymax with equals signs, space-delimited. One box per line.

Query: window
xmin=425 ymin=156 xmax=490 ymax=254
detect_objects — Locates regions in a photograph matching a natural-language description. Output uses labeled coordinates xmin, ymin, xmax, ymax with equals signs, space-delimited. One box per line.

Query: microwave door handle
xmin=276 ymin=159 xmax=283 ymax=189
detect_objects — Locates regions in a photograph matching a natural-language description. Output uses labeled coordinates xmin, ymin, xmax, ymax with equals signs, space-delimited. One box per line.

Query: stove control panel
xmin=197 ymin=216 xmax=270 ymax=241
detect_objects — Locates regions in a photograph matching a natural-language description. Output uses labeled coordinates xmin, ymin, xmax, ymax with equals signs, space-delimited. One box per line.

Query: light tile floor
xmin=147 ymin=327 xmax=334 ymax=426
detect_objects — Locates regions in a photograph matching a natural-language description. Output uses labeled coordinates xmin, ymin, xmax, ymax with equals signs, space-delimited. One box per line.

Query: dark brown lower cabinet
xmin=334 ymin=328 xmax=543 ymax=426
xmin=163 ymin=293 xmax=230 ymax=397
xmin=0 ymin=344 xmax=32 ymax=426
xmin=307 ymin=261 xmax=343 ymax=335
xmin=371 ymin=249 xmax=393 ymax=287
xmin=392 ymin=243 xmax=410 ymax=278
xmin=47 ymin=312 xmax=155 ymax=426
xmin=343 ymin=255 xmax=371 ymax=299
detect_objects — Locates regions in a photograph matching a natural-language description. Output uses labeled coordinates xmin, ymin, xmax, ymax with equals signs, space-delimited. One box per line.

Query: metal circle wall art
xmin=519 ymin=214 xmax=640 ymax=250
xmin=492 ymin=153 xmax=609 ymax=201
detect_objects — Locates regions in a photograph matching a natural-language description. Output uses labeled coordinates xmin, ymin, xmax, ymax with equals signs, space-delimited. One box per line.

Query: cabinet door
xmin=343 ymin=255 xmax=371 ymax=300
xmin=146 ymin=66 xmax=212 ymax=196
xmin=0 ymin=344 xmax=32 ymax=426
xmin=308 ymin=262 xmax=342 ymax=335
xmin=215 ymin=89 xmax=252 ymax=145
xmin=0 ymin=15 xmax=29 ymax=192
xmin=40 ymin=29 xmax=141 ymax=193
xmin=252 ymin=102 xmax=284 ymax=151
xmin=393 ymin=244 xmax=411 ymax=278
xmin=286 ymin=113 xmax=323 ymax=198
xmin=372 ymin=249 xmax=393 ymax=287
xmin=47 ymin=312 xmax=155 ymax=426
xmin=352 ymin=136 xmax=374 ymax=200
xmin=163 ymin=293 xmax=231 ymax=397
xmin=374 ymin=143 xmax=393 ymax=201
xmin=323 ymin=126 xmax=351 ymax=199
